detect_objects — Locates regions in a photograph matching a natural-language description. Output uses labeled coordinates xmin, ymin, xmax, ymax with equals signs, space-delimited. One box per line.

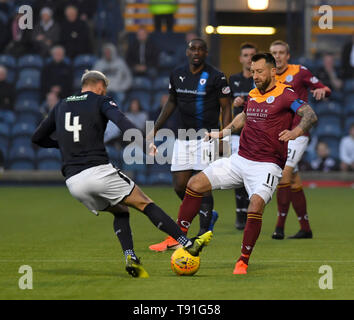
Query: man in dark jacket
xmin=0 ymin=65 xmax=15 ymax=111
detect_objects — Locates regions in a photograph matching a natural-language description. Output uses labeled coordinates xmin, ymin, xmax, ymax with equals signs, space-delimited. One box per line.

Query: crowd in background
xmin=0 ymin=0 xmax=353 ymax=174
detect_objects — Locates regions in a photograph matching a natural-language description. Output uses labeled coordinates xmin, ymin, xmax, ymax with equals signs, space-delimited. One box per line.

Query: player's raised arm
xmin=32 ymin=108 xmax=59 ymax=148
xmin=279 ymin=103 xmax=317 ymax=142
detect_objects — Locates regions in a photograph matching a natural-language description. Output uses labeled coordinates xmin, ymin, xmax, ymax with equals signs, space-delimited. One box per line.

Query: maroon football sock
xmin=176 ymin=187 xmax=203 ymax=235
xmin=291 ymin=187 xmax=311 ymax=232
xmin=275 ymin=183 xmax=291 ymax=229
xmin=238 ymin=212 xmax=263 ymax=265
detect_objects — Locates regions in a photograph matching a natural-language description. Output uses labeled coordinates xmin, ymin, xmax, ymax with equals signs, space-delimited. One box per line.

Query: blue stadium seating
xmin=16 ymin=91 xmax=40 ymax=103
xmin=14 ymin=99 xmax=41 ymax=124
xmin=147 ymin=164 xmax=172 ymax=185
xmin=0 ymin=110 xmax=16 ymax=124
xmin=8 ymin=145 xmax=35 ymax=170
xmin=158 ymin=51 xmax=178 ymax=70
xmin=37 ymin=159 xmax=61 ymax=170
xmin=11 ymin=122 xmax=36 ymax=138
xmin=343 ymin=79 xmax=354 ymax=92
xmin=316 ymin=117 xmax=342 ymax=139
xmin=344 ymin=116 xmax=354 ymax=132
xmin=315 ymin=101 xmax=342 ymax=117
xmin=152 ymin=76 xmax=170 ymax=91
xmin=132 ymin=76 xmax=152 ymax=91
xmin=0 ymin=123 xmax=10 ymax=138
xmin=17 ymin=54 xmax=43 ymax=70
xmin=73 ymin=54 xmax=97 ymax=70
xmin=0 ymin=54 xmax=16 ymax=83
xmin=16 ymin=69 xmax=41 ymax=91
xmin=37 ymin=148 xmax=61 ymax=162
xmin=11 ymin=136 xmax=33 ymax=148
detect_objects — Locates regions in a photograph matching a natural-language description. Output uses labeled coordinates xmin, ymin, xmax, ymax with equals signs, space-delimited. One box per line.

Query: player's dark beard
xmin=257 ymin=77 xmax=272 ymax=93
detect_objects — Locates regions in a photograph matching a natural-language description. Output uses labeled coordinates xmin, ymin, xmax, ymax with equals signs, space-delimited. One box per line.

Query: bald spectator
xmin=41 ymin=45 xmax=73 ymax=99
xmin=0 ymin=65 xmax=15 ymax=111
xmin=60 ymin=5 xmax=92 ymax=58
xmin=32 ymin=7 xmax=60 ymax=56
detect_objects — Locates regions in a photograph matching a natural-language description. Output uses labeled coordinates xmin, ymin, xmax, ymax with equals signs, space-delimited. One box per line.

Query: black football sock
xmin=198 ymin=195 xmax=214 ymax=236
xmin=113 ymin=212 xmax=138 ymax=261
xmin=143 ymin=203 xmax=192 ymax=246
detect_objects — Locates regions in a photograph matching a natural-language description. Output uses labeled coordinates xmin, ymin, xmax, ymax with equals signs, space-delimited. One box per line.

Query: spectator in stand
xmin=310 ymin=141 xmax=339 ymax=172
xmin=339 ymin=123 xmax=354 ymax=172
xmin=126 ymin=26 xmax=158 ymax=77
xmin=60 ymin=5 xmax=92 ymax=58
xmin=125 ymin=98 xmax=148 ymax=133
xmin=94 ymin=43 xmax=132 ymax=100
xmin=40 ymin=91 xmax=60 ymax=118
xmin=148 ymin=0 xmax=178 ymax=33
xmin=0 ymin=65 xmax=15 ymax=111
xmin=316 ymin=52 xmax=343 ymax=92
xmin=341 ymin=34 xmax=354 ymax=79
xmin=32 ymin=7 xmax=60 ymax=56
xmin=5 ymin=10 xmax=34 ymax=57
xmin=41 ymin=45 xmax=73 ymax=100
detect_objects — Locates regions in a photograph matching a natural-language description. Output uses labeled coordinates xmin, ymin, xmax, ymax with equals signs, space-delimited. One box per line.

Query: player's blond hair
xmin=269 ymin=40 xmax=290 ymax=53
xmin=81 ymin=70 xmax=109 ymax=87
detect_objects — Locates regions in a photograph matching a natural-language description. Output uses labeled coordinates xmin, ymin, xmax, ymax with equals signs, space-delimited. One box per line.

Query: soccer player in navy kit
xmin=148 ymin=38 xmax=232 ymax=251
xmin=229 ymin=42 xmax=257 ymax=230
xmin=32 ymin=70 xmax=212 ymax=278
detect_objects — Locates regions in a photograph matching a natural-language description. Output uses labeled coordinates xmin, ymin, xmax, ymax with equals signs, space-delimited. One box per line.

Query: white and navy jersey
xmin=169 ymin=63 xmax=230 ymax=131
xmin=32 ymin=91 xmax=138 ymax=179
xmin=229 ymin=72 xmax=255 ymax=136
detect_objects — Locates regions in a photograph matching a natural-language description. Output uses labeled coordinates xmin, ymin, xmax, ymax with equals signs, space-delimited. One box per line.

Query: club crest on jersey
xmin=109 ymin=101 xmax=117 ymax=107
xmin=286 ymin=75 xmax=293 ymax=82
xmin=310 ymin=76 xmax=319 ymax=84
xmin=222 ymin=86 xmax=231 ymax=94
xmin=199 ymin=78 xmax=207 ymax=85
xmin=266 ymin=96 xmax=275 ymax=104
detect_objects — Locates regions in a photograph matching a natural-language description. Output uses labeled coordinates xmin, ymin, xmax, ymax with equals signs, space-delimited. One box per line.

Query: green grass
xmin=0 ymin=186 xmax=353 ymax=300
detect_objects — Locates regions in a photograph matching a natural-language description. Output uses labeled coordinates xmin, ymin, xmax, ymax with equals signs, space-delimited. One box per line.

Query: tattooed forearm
xmin=296 ymin=104 xmax=318 ymax=133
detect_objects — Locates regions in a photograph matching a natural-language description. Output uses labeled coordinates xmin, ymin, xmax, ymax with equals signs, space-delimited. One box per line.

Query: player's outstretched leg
xmin=184 ymin=230 xmax=213 ymax=256
xmin=234 ymin=194 xmax=265 ymax=275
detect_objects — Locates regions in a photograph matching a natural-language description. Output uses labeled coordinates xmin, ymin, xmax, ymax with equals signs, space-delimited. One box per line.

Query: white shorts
xmin=231 ymin=135 xmax=240 ymax=155
xmin=171 ymin=139 xmax=217 ymax=172
xmin=285 ymin=136 xmax=309 ymax=171
xmin=203 ymin=154 xmax=282 ymax=204
xmin=66 ymin=163 xmax=135 ymax=215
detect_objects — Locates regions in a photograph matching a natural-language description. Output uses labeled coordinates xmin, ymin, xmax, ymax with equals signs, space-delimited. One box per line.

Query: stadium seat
xmin=315 ymin=101 xmax=342 ymax=117
xmin=316 ymin=116 xmax=342 ymax=138
xmin=16 ymin=91 xmax=40 ymax=104
xmin=17 ymin=54 xmax=44 ymax=70
xmin=8 ymin=145 xmax=35 ymax=170
xmin=73 ymin=54 xmax=97 ymax=71
xmin=0 ymin=123 xmax=10 ymax=138
xmin=14 ymin=99 xmax=41 ymax=124
xmin=344 ymin=103 xmax=354 ymax=117
xmin=147 ymin=164 xmax=172 ymax=185
xmin=132 ymin=76 xmax=152 ymax=91
xmin=37 ymin=159 xmax=61 ymax=170
xmin=158 ymin=51 xmax=177 ymax=70
xmin=11 ymin=122 xmax=36 ymax=138
xmin=37 ymin=148 xmax=61 ymax=162
xmin=343 ymin=79 xmax=354 ymax=92
xmin=344 ymin=116 xmax=354 ymax=132
xmin=152 ymin=76 xmax=170 ymax=91
xmin=0 ymin=110 xmax=16 ymax=125
xmin=11 ymin=136 xmax=33 ymax=148
xmin=16 ymin=69 xmax=41 ymax=91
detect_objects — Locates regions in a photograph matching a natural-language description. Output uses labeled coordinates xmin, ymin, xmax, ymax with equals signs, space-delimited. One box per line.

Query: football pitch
xmin=1 ymin=186 xmax=353 ymax=300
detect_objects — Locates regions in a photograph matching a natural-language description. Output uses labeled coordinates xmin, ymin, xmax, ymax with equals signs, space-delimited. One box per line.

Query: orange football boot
xmin=149 ymin=236 xmax=182 ymax=252
xmin=233 ymin=260 xmax=248 ymax=274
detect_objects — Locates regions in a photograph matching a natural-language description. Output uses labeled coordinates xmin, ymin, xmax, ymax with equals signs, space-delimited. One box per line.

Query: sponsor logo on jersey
xmin=109 ymin=101 xmax=117 ymax=107
xmin=200 ymin=78 xmax=207 ymax=85
xmin=179 ymin=76 xmax=185 ymax=82
xmin=66 ymin=94 xmax=88 ymax=102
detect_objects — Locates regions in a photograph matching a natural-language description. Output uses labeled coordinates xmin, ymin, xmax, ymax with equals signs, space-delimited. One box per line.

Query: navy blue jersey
xmin=32 ymin=91 xmax=138 ymax=179
xmin=169 ymin=63 xmax=230 ymax=131
xmin=229 ymin=72 xmax=255 ymax=136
